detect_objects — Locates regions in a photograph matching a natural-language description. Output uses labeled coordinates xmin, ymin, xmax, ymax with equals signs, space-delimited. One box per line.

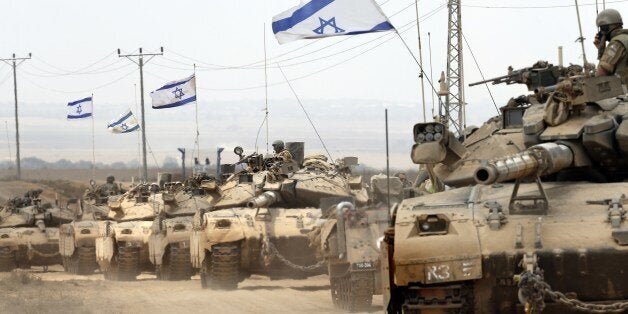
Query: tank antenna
xmin=574 ymin=0 xmax=589 ymax=68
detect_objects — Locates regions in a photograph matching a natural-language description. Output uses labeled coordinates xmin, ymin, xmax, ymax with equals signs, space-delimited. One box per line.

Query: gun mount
xmin=246 ymin=191 xmax=280 ymax=208
xmin=474 ymin=143 xmax=573 ymax=185
xmin=469 ymin=61 xmax=584 ymax=92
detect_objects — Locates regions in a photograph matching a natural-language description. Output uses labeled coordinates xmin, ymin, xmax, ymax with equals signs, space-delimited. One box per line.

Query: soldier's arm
xmin=597 ymin=41 xmax=626 ymax=76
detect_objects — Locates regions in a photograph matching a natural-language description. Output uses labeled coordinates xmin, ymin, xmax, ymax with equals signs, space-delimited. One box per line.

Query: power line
xmin=463 ymin=0 xmax=628 ymax=9
xmin=29 ymin=51 xmax=117 ymax=75
xmin=21 ymin=68 xmax=137 ymax=94
xmin=461 ymin=32 xmax=499 ymax=114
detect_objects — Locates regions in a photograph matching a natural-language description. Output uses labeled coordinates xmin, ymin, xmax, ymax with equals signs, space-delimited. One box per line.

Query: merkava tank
xmin=0 ymin=189 xmax=75 ymax=271
xmin=149 ymin=171 xmax=215 ymax=281
xmin=60 ymin=181 xmax=121 ymax=275
xmin=312 ymin=173 xmax=419 ymax=312
xmin=382 ymin=65 xmax=628 ymax=313
xmin=92 ymin=173 xmax=214 ymax=281
xmin=190 ymin=143 xmax=369 ymax=289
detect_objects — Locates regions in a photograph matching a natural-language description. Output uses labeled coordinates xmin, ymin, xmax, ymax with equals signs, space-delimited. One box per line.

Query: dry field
xmin=0 ymin=268 xmax=382 ymax=314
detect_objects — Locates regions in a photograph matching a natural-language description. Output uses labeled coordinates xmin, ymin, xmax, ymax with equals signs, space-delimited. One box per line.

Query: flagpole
xmin=264 ymin=23 xmax=270 ymax=155
xmin=91 ymin=93 xmax=95 ymax=181
xmin=193 ymin=64 xmax=199 ymax=163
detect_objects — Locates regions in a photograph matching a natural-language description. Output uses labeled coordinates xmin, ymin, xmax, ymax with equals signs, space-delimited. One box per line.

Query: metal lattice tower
xmin=444 ymin=0 xmax=465 ymax=136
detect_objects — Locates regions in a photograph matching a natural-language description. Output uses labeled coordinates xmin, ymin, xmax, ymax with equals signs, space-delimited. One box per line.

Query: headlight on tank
xmin=80 ymin=229 xmax=91 ymax=234
xmin=0 ymin=234 xmax=9 ymax=239
xmin=215 ymin=219 xmax=232 ymax=229
xmin=417 ymin=214 xmax=449 ymax=236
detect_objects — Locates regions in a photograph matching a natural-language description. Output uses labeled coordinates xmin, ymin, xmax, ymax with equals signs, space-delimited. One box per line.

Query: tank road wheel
xmin=64 ymin=246 xmax=98 ymax=275
xmin=158 ymin=246 xmax=193 ymax=281
xmin=334 ymin=272 xmax=374 ymax=312
xmin=104 ymin=246 xmax=140 ymax=281
xmin=201 ymin=242 xmax=240 ymax=290
xmin=0 ymin=247 xmax=16 ymax=272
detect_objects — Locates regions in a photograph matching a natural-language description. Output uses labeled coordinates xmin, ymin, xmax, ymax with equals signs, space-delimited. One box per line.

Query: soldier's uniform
xmin=276 ymin=149 xmax=293 ymax=162
xmin=599 ymin=29 xmax=628 ymax=83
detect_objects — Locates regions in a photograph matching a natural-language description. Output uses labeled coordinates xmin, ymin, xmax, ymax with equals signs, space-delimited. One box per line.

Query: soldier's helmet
xmin=597 ymin=9 xmax=623 ymax=27
xmin=272 ymin=140 xmax=285 ymax=151
xmin=106 ymin=175 xmax=115 ymax=183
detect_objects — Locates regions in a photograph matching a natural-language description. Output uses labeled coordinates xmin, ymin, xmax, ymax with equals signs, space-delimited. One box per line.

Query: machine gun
xmin=469 ymin=61 xmax=583 ymax=92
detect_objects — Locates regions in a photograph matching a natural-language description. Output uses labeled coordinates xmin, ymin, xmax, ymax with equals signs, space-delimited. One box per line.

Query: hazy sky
xmin=0 ymin=0 xmax=626 ymax=169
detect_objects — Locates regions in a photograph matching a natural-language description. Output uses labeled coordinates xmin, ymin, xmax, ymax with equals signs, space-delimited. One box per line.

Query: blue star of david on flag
xmin=272 ymin=0 xmax=395 ymax=44
xmin=172 ymin=87 xmax=185 ymax=99
xmin=313 ymin=17 xmax=345 ymax=35
xmin=67 ymin=96 xmax=93 ymax=120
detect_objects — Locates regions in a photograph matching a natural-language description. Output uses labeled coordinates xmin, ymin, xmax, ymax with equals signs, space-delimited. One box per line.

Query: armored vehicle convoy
xmin=191 ymin=144 xmax=368 ymax=289
xmin=0 ymin=189 xmax=75 ymax=271
xmin=382 ymin=73 xmax=628 ymax=313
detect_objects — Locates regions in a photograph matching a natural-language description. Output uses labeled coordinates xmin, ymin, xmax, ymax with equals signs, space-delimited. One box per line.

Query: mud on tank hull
xmin=0 ymin=227 xmax=61 ymax=271
xmin=95 ymin=220 xmax=154 ymax=281
xmin=385 ymin=182 xmax=628 ymax=313
xmin=191 ymin=207 xmax=324 ymax=289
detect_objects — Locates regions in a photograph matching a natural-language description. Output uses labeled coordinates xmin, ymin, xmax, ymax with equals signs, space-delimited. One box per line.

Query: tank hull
xmin=0 ymin=227 xmax=61 ymax=270
xmin=385 ymin=182 xmax=628 ymax=313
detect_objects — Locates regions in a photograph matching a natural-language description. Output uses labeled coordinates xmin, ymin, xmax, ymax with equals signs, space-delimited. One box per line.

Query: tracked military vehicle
xmin=383 ymin=70 xmax=628 ymax=312
xmin=60 ymin=181 xmax=121 ymax=275
xmin=0 ymin=190 xmax=74 ymax=271
xmin=191 ymin=144 xmax=368 ymax=289
xmin=149 ymin=174 xmax=214 ymax=281
xmin=313 ymin=174 xmax=416 ymax=312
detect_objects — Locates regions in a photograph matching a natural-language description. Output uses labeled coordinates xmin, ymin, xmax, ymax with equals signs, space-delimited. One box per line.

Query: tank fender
xmin=148 ymin=232 xmax=166 ymax=266
xmin=319 ymin=219 xmax=338 ymax=254
xmin=59 ymin=224 xmax=75 ymax=257
xmin=95 ymin=221 xmax=115 ymax=269
xmin=190 ymin=229 xmax=206 ymax=269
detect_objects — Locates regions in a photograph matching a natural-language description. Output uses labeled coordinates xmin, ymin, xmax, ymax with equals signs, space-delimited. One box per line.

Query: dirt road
xmin=0 ymin=266 xmax=382 ymax=314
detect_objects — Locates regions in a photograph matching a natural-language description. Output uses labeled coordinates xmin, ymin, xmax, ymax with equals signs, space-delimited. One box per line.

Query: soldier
xmin=594 ymin=9 xmax=628 ymax=83
xmin=271 ymin=140 xmax=293 ymax=162
xmin=100 ymin=175 xmax=121 ymax=196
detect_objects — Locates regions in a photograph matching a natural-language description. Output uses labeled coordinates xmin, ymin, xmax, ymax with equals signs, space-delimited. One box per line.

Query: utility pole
xmin=0 ymin=53 xmax=31 ymax=180
xmin=445 ymin=0 xmax=465 ymax=136
xmin=118 ymin=47 xmax=163 ymax=182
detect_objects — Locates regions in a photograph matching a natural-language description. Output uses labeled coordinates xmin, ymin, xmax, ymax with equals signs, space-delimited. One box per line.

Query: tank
xmin=149 ymin=174 xmax=215 ymax=281
xmin=59 ymin=181 xmax=121 ymax=275
xmin=312 ymin=174 xmax=418 ymax=312
xmin=0 ymin=189 xmax=75 ymax=271
xmin=190 ymin=148 xmax=369 ymax=290
xmin=382 ymin=73 xmax=628 ymax=313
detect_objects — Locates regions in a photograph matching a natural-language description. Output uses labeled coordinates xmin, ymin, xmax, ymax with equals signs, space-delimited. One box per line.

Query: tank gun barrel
xmin=246 ymin=191 xmax=280 ymax=208
xmin=474 ymin=143 xmax=574 ymax=185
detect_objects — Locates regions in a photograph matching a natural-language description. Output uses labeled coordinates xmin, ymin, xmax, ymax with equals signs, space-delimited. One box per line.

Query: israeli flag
xmin=150 ymin=75 xmax=196 ymax=109
xmin=67 ymin=97 xmax=93 ymax=119
xmin=272 ymin=0 xmax=395 ymax=44
xmin=107 ymin=109 xmax=140 ymax=134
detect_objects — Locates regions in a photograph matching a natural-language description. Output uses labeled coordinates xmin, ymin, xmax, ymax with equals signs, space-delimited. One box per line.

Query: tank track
xmin=104 ymin=246 xmax=140 ymax=281
xmin=64 ymin=246 xmax=98 ymax=275
xmin=331 ymin=271 xmax=374 ymax=312
xmin=0 ymin=247 xmax=16 ymax=272
xmin=201 ymin=242 xmax=240 ymax=290
xmin=158 ymin=245 xmax=193 ymax=281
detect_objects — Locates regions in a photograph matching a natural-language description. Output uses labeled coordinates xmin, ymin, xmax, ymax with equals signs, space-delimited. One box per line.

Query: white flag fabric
xmin=107 ymin=109 xmax=140 ymax=134
xmin=150 ymin=75 xmax=196 ymax=109
xmin=67 ymin=96 xmax=93 ymax=119
xmin=272 ymin=0 xmax=394 ymax=44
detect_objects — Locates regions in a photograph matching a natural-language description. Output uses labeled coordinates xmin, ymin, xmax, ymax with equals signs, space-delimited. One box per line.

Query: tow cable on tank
xmin=515 ymin=253 xmax=628 ymax=313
